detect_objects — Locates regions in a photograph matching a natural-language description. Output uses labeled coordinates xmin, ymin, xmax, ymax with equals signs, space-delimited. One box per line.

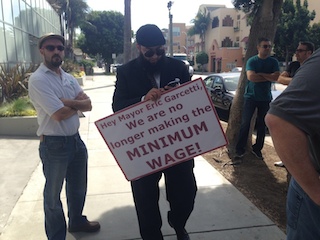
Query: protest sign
xmin=95 ymin=78 xmax=227 ymax=181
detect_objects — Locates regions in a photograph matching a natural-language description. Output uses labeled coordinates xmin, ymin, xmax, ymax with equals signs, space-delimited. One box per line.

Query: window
xmin=12 ymin=0 xmax=21 ymax=28
xmin=0 ymin=23 xmax=7 ymax=63
xmin=222 ymin=37 xmax=233 ymax=47
xmin=4 ymin=24 xmax=17 ymax=63
xmin=3 ymin=0 xmax=14 ymax=24
xmin=0 ymin=0 xmax=3 ymax=21
xmin=213 ymin=77 xmax=224 ymax=91
xmin=204 ymin=77 xmax=214 ymax=88
xmin=212 ymin=17 xmax=219 ymax=28
xmin=222 ymin=15 xmax=233 ymax=27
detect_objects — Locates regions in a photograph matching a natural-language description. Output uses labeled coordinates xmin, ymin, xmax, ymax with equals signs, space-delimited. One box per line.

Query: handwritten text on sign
xmin=95 ymin=78 xmax=227 ymax=181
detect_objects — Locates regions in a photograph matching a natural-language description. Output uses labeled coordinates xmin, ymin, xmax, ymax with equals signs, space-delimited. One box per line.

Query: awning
xmin=241 ymin=37 xmax=249 ymax=43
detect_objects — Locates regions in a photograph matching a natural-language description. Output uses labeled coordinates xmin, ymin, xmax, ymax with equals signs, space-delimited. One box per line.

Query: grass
xmin=0 ymin=97 xmax=36 ymax=117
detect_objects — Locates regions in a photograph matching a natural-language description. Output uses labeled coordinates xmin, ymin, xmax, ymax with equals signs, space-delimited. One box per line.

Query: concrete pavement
xmin=0 ymin=68 xmax=286 ymax=240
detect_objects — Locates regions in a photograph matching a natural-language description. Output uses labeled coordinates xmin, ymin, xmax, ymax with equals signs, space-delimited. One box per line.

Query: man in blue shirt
xmin=235 ymin=37 xmax=280 ymax=159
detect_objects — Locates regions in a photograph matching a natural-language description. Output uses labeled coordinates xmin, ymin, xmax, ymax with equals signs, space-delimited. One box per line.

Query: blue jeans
xmin=236 ymin=98 xmax=270 ymax=155
xmin=39 ymin=133 xmax=88 ymax=240
xmin=286 ymin=178 xmax=320 ymax=239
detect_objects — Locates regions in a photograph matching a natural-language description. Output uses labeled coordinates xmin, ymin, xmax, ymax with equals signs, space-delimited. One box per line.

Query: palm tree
xmin=67 ymin=0 xmax=89 ymax=50
xmin=189 ymin=8 xmax=210 ymax=51
xmin=123 ymin=0 xmax=132 ymax=63
xmin=47 ymin=0 xmax=89 ymax=57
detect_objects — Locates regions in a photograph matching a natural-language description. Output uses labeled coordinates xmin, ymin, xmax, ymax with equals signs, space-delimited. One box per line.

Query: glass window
xmin=0 ymin=0 xmax=3 ymax=21
xmin=26 ymin=3 xmax=33 ymax=33
xmin=12 ymin=0 xmax=21 ymax=28
xmin=0 ymin=23 xmax=7 ymax=63
xmin=4 ymin=24 xmax=17 ymax=63
xmin=204 ymin=77 xmax=214 ymax=88
xmin=23 ymin=32 xmax=32 ymax=63
xmin=32 ymin=10 xmax=40 ymax=36
xmin=15 ymin=29 xmax=25 ymax=62
xmin=3 ymin=0 xmax=14 ymax=24
xmin=24 ymin=0 xmax=31 ymax=6
xmin=19 ymin=0 xmax=28 ymax=31
xmin=213 ymin=77 xmax=224 ymax=90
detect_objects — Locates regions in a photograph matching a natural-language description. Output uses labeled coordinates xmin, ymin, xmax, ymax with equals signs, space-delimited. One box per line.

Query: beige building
xmin=297 ymin=0 xmax=320 ymax=23
xmin=197 ymin=4 xmax=250 ymax=72
xmin=163 ymin=23 xmax=195 ymax=61
xmin=194 ymin=1 xmax=319 ymax=73
xmin=166 ymin=1 xmax=319 ymax=73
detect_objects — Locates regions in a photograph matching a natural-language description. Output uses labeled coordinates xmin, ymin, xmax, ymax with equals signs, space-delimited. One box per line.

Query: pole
xmin=167 ymin=1 xmax=173 ymax=57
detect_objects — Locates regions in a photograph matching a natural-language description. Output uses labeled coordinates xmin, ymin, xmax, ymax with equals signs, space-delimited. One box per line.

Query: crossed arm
xmin=277 ymin=71 xmax=292 ymax=85
xmin=52 ymin=92 xmax=92 ymax=122
xmin=247 ymin=70 xmax=280 ymax=82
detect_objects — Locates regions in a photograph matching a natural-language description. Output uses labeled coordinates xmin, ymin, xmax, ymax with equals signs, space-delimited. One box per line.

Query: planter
xmin=0 ymin=116 xmax=38 ymax=137
xmin=76 ymin=76 xmax=86 ymax=86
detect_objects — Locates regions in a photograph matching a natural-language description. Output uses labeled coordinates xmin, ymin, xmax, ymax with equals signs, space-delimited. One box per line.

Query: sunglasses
xmin=261 ymin=45 xmax=272 ymax=49
xmin=44 ymin=45 xmax=65 ymax=51
xmin=295 ymin=49 xmax=308 ymax=53
xmin=144 ymin=48 xmax=165 ymax=58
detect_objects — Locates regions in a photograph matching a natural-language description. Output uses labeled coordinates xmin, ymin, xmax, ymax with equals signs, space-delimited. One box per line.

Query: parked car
xmin=231 ymin=67 xmax=242 ymax=72
xmin=172 ymin=53 xmax=194 ymax=77
xmin=110 ymin=63 xmax=122 ymax=74
xmin=203 ymin=72 xmax=283 ymax=119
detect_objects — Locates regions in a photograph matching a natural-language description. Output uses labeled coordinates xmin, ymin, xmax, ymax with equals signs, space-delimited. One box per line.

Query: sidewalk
xmin=0 ymin=68 xmax=286 ymax=240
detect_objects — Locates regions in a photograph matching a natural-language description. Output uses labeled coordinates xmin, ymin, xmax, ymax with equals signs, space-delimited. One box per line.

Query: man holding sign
xmin=112 ymin=24 xmax=197 ymax=240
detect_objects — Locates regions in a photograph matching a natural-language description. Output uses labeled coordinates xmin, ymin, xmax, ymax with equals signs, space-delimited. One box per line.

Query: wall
xmin=0 ymin=0 xmax=61 ymax=67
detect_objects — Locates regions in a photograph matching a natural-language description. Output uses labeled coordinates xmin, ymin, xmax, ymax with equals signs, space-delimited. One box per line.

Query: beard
xmin=45 ymin=55 xmax=62 ymax=68
xmin=139 ymin=53 xmax=165 ymax=74
xmin=51 ymin=55 xmax=63 ymax=67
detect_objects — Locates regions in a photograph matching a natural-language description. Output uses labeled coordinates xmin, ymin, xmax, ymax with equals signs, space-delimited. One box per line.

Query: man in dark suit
xmin=112 ymin=24 xmax=197 ymax=240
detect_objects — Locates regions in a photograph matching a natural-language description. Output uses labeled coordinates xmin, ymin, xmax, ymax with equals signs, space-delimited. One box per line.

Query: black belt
xmin=40 ymin=133 xmax=79 ymax=142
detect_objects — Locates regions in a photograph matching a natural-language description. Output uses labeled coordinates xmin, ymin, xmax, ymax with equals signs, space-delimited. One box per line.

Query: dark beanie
xmin=136 ymin=24 xmax=166 ymax=47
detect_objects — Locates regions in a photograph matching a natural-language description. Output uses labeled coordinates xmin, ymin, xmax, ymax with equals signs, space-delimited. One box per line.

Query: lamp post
xmin=167 ymin=1 xmax=173 ymax=57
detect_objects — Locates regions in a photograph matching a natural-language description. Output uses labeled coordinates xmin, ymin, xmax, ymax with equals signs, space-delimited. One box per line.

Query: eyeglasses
xmin=295 ymin=49 xmax=308 ymax=53
xmin=43 ymin=45 xmax=65 ymax=52
xmin=261 ymin=45 xmax=272 ymax=49
xmin=144 ymin=48 xmax=165 ymax=58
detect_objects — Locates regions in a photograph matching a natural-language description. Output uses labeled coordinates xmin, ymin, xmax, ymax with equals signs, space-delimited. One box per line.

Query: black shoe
xmin=176 ymin=228 xmax=190 ymax=240
xmin=251 ymin=149 xmax=263 ymax=160
xmin=167 ymin=212 xmax=190 ymax=240
xmin=68 ymin=220 xmax=100 ymax=233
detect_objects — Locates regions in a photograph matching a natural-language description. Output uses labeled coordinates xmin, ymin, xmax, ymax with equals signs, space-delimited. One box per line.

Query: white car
xmin=172 ymin=53 xmax=194 ymax=77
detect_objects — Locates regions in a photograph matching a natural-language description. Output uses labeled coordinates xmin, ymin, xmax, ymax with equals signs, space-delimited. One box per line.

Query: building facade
xmin=0 ymin=0 xmax=61 ymax=67
xmin=191 ymin=1 xmax=320 ymax=73
xmin=196 ymin=4 xmax=250 ymax=73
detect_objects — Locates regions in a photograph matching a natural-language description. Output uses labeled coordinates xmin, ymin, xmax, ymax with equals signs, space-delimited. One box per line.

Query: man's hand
xmin=75 ymin=92 xmax=89 ymax=100
xmin=277 ymin=71 xmax=291 ymax=85
xmin=60 ymin=91 xmax=92 ymax=112
xmin=144 ymin=88 xmax=164 ymax=101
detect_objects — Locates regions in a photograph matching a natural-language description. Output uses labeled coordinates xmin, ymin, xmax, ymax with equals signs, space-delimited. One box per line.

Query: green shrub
xmin=0 ymin=97 xmax=36 ymax=117
xmin=79 ymin=59 xmax=95 ymax=75
xmin=0 ymin=64 xmax=38 ymax=102
xmin=61 ymin=59 xmax=85 ymax=78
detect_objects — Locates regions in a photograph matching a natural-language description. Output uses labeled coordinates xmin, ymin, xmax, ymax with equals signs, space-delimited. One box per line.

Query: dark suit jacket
xmin=112 ymin=56 xmax=190 ymax=112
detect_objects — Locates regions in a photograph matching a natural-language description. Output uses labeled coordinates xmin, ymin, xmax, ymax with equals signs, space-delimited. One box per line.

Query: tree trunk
xmin=226 ymin=0 xmax=283 ymax=156
xmin=124 ymin=0 xmax=132 ymax=63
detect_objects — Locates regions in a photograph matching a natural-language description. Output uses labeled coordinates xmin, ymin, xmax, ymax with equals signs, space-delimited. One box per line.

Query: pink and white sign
xmin=95 ymin=78 xmax=227 ymax=181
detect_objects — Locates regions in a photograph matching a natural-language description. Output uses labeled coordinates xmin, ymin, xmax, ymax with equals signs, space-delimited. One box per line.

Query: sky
xmin=85 ymin=0 xmax=234 ymax=32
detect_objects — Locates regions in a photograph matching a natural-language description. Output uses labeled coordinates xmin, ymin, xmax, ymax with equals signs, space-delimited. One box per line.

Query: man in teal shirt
xmin=235 ymin=37 xmax=280 ymax=159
